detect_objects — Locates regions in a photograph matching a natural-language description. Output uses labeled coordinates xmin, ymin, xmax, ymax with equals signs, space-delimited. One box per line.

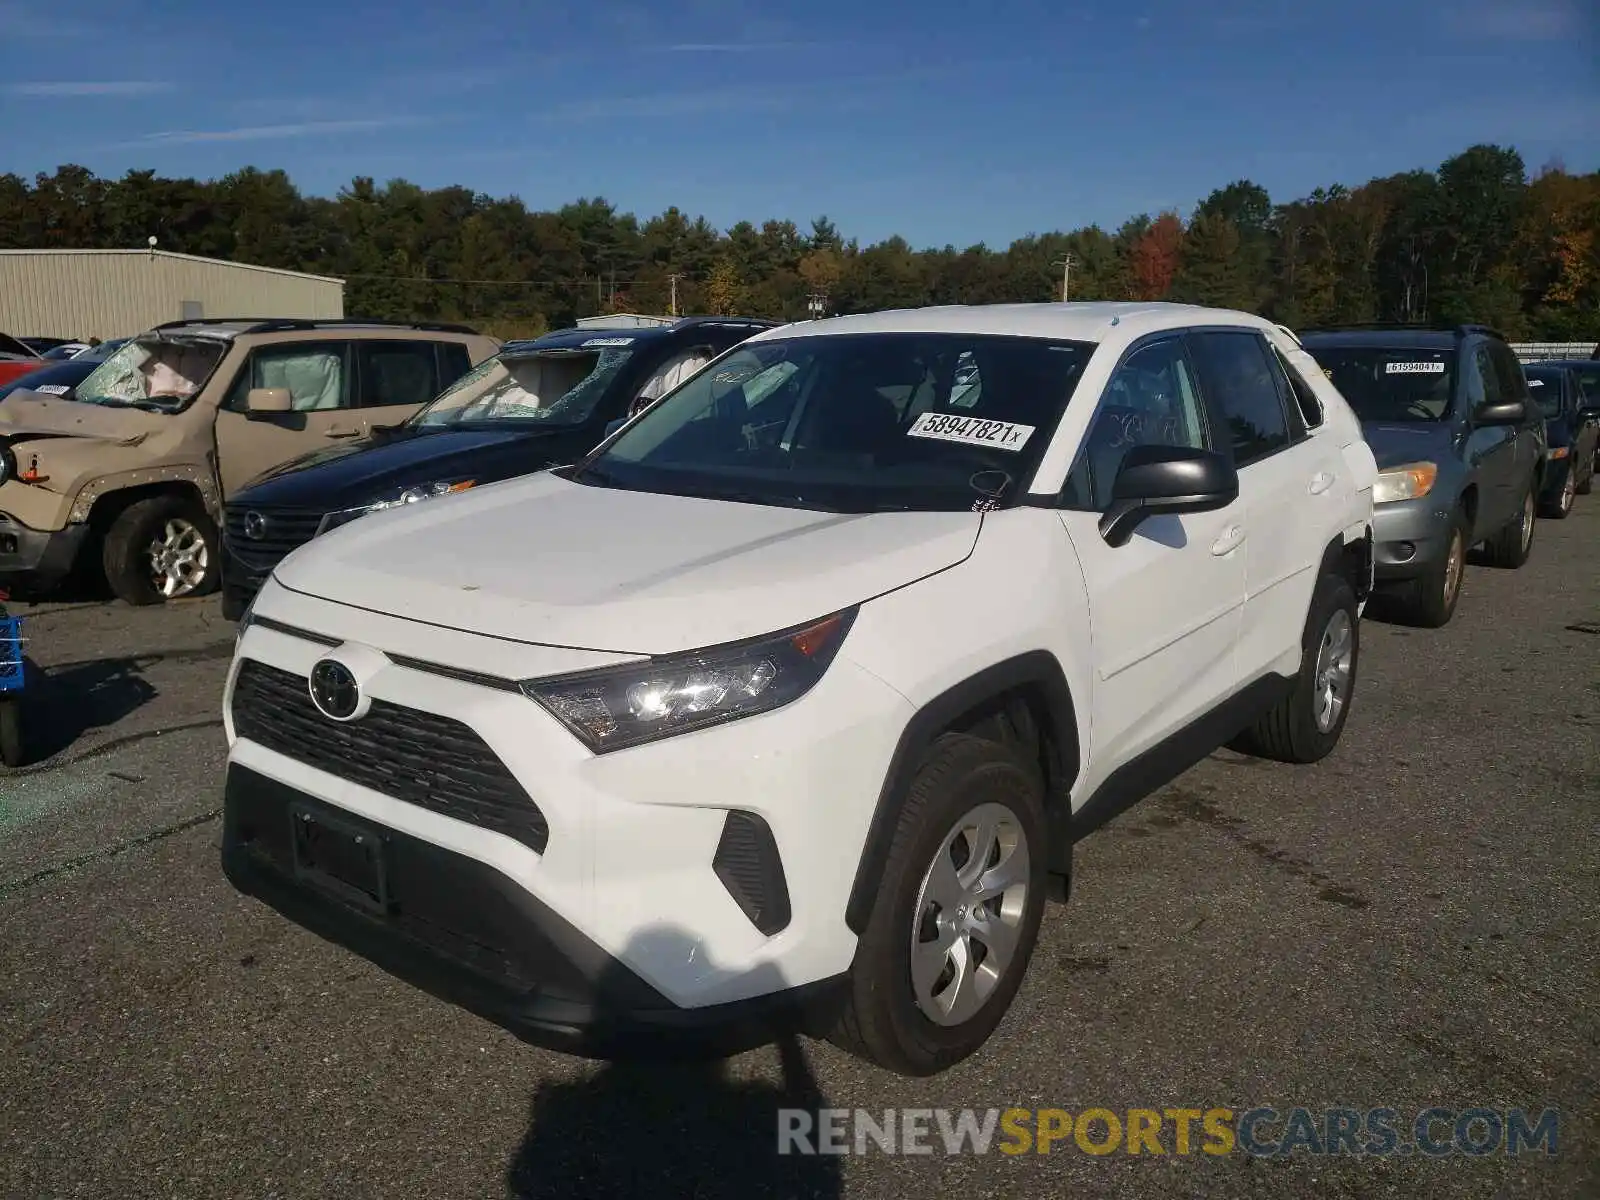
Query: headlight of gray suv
xmin=315 ymin=479 xmax=476 ymax=536
xmin=522 ymin=609 xmax=858 ymax=753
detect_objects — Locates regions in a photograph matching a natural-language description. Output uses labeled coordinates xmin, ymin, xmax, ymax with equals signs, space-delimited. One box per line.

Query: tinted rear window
xmin=1524 ymin=370 xmax=1563 ymax=418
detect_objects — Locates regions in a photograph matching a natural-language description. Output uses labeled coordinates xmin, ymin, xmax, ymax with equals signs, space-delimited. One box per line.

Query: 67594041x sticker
xmin=907 ymin=412 xmax=1035 ymax=451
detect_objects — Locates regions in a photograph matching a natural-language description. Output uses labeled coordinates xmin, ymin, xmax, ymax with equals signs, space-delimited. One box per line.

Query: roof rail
xmin=150 ymin=316 xmax=481 ymax=335
xmin=1297 ymin=321 xmax=1436 ymax=333
xmin=1454 ymin=323 xmax=1507 ymax=341
xmin=669 ymin=315 xmax=782 ymax=330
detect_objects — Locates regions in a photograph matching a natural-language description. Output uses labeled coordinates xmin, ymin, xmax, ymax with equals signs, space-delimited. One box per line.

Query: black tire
xmin=0 ymin=698 xmax=24 ymax=769
xmin=101 ymin=495 xmax=219 ymax=606
xmin=1481 ymin=482 xmax=1536 ymax=569
xmin=828 ymin=733 xmax=1048 ymax=1077
xmin=1231 ymin=573 xmax=1360 ymax=765
xmin=1574 ymin=456 xmax=1592 ymax=496
xmin=1539 ymin=463 xmax=1576 ymax=520
xmin=1390 ymin=508 xmax=1468 ymax=628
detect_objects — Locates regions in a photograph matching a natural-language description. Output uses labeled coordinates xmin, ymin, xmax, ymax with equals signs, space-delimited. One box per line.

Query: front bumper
xmin=1370 ymin=496 xmax=1456 ymax=584
xmin=222 ymin=586 xmax=913 ymax=1043
xmin=222 ymin=765 xmax=846 ymax=1057
xmin=0 ymin=512 xmax=88 ymax=592
xmin=219 ymin=540 xmax=270 ymax=621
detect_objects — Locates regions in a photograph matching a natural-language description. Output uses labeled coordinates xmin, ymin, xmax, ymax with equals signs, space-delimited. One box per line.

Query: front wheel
xmin=1540 ymin=464 xmax=1576 ymax=520
xmin=1481 ymin=484 xmax=1536 ymax=569
xmin=828 ymin=733 xmax=1048 ymax=1077
xmin=0 ymin=698 xmax=24 ymax=768
xmin=1231 ymin=572 xmax=1360 ymax=764
xmin=1391 ymin=509 xmax=1467 ymax=628
xmin=102 ymin=495 xmax=220 ymax=606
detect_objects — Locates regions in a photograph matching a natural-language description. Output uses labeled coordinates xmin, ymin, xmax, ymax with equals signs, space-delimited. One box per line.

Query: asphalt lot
xmin=1 ymin=506 xmax=1596 ymax=1200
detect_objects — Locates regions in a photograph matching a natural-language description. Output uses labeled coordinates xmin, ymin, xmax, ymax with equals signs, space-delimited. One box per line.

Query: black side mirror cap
xmin=1472 ymin=398 xmax=1528 ymax=425
xmin=1099 ymin=444 xmax=1239 ymax=547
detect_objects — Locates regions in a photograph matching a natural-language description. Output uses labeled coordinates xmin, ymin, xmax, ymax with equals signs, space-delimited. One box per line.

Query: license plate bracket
xmin=289 ymin=802 xmax=390 ymax=914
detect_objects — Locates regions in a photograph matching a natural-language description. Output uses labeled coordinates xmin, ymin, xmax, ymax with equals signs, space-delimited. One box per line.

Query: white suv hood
xmin=274 ymin=471 xmax=981 ymax=655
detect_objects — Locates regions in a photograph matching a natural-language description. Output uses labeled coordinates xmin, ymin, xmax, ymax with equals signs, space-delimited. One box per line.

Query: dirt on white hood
xmin=273 ymin=471 xmax=983 ymax=655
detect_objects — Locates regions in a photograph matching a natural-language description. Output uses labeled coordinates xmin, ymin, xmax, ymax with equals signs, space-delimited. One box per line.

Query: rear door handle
xmin=324 ymin=427 xmax=360 ymax=438
xmin=1309 ymin=471 xmax=1336 ymax=495
xmin=1211 ymin=524 xmax=1246 ymax=556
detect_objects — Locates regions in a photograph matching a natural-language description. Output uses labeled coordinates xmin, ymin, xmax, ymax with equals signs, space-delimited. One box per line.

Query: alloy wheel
xmin=910 ymin=801 xmax=1031 ymax=1027
xmin=146 ymin=518 xmax=209 ymax=598
xmin=1442 ymin=529 xmax=1464 ymax=609
xmin=1312 ymin=608 xmax=1355 ymax=734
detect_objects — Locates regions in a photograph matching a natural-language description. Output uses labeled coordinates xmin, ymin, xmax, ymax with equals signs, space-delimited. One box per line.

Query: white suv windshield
xmin=410 ymin=346 xmax=634 ymax=429
xmin=578 ymin=332 xmax=1095 ymax=512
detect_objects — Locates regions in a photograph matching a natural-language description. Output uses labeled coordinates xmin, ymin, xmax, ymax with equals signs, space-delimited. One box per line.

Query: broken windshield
xmin=409 ymin=346 xmax=635 ymax=429
xmin=73 ymin=337 xmax=228 ymax=412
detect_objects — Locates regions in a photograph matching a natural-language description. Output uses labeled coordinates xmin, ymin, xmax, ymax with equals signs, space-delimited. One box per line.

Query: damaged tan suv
xmin=0 ymin=317 xmax=498 ymax=605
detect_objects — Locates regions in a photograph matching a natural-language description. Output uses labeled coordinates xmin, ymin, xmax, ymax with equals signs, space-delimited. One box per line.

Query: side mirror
xmin=603 ymin=417 xmax=626 ymax=439
xmin=246 ymin=387 xmax=292 ymax=418
xmin=1472 ymin=398 xmax=1527 ymax=425
xmin=1099 ymin=445 xmax=1239 ymax=548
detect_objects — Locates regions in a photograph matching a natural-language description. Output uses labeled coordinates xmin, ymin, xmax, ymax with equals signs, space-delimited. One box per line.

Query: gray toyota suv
xmin=1300 ymin=324 xmax=1546 ymax=628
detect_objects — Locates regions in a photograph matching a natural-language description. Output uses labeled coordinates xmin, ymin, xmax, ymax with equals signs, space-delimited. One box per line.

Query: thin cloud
xmin=6 ymin=80 xmax=174 ymax=97
xmin=139 ymin=118 xmax=420 ymax=144
xmin=1456 ymin=0 xmax=1581 ymax=40
xmin=653 ymin=40 xmax=828 ymax=52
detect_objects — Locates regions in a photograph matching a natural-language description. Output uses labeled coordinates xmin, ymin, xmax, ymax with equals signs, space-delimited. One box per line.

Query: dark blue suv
xmin=1300 ymin=325 xmax=1547 ymax=628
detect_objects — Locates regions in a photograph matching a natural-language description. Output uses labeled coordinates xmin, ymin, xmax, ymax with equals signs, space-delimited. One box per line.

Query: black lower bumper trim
xmin=0 ymin=515 xmax=88 ymax=591
xmin=221 ymin=764 xmax=845 ymax=1059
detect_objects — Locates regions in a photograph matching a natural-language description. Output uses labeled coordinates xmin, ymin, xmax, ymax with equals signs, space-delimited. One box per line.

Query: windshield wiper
xmin=669 ymin=486 xmax=843 ymax=513
xmin=81 ymin=398 xmax=171 ymax=413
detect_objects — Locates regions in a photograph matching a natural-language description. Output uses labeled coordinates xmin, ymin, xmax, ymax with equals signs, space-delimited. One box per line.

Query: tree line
xmin=1 ymin=143 xmax=1595 ymax=341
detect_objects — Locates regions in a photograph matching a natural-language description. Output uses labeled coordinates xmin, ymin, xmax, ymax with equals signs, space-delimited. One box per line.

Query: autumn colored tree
xmin=1128 ymin=213 xmax=1184 ymax=300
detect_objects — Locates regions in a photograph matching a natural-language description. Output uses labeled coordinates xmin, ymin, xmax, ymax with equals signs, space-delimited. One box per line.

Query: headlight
xmin=316 ymin=479 xmax=476 ymax=536
xmin=522 ymin=608 xmax=857 ymax=753
xmin=0 ymin=439 xmax=12 ymax=486
xmin=1372 ymin=462 xmax=1438 ymax=504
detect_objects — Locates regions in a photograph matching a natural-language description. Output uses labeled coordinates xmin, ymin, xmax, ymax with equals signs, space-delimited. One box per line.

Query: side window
xmin=1188 ymin=331 xmax=1292 ymax=466
xmin=437 ymin=342 xmax=472 ymax=388
xmin=1490 ymin=344 xmax=1530 ymax=407
xmin=224 ymin=342 xmax=350 ymax=412
xmin=1061 ymin=337 xmax=1209 ymax=511
xmin=1267 ymin=345 xmax=1324 ymax=437
xmin=636 ymin=344 xmax=716 ymax=407
xmin=1467 ymin=346 xmax=1501 ymax=409
xmin=355 ymin=341 xmax=440 ymax=409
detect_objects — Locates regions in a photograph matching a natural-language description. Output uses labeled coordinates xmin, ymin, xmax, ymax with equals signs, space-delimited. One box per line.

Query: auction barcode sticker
xmin=1385 ymin=361 xmax=1445 ymax=374
xmin=907 ymin=412 xmax=1035 ymax=451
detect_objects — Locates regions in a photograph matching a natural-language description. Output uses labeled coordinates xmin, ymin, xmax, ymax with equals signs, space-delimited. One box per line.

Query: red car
xmin=0 ymin=333 xmax=46 ymax=389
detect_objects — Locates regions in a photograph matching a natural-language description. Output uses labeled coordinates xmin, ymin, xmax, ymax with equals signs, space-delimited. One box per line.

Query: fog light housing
xmin=1392 ymin=541 xmax=1416 ymax=561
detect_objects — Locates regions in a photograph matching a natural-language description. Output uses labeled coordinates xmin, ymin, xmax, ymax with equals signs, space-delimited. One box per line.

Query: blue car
xmin=1525 ymin=361 xmax=1600 ymax=519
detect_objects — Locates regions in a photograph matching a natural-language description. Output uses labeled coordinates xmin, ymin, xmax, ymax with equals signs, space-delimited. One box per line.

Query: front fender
xmin=67 ymin=464 xmax=222 ymax=525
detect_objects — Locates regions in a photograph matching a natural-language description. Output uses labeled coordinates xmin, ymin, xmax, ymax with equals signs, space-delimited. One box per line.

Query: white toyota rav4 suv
xmin=222 ymin=303 xmax=1377 ymax=1077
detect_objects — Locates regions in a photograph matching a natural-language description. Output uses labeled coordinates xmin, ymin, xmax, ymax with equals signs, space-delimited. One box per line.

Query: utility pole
xmin=1052 ymin=254 xmax=1078 ymax=303
xmin=668 ymin=273 xmax=680 ymax=317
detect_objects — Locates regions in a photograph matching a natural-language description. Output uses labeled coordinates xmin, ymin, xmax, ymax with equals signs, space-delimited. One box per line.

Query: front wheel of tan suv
xmin=102 ymin=495 xmax=220 ymax=606
xmin=828 ymin=733 xmax=1048 ymax=1077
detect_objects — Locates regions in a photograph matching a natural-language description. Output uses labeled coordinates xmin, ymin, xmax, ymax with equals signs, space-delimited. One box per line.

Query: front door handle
xmin=1211 ymin=524 xmax=1247 ymax=556
xmin=1309 ymin=471 xmax=1336 ymax=495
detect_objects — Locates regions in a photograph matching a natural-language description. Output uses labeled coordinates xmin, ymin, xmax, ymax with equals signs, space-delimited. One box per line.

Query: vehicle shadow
xmin=504 ymin=928 xmax=843 ymax=1200
xmin=14 ymin=654 xmax=158 ymax=762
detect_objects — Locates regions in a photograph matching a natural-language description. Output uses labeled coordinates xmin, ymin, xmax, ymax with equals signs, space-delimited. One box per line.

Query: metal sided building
xmin=0 ymin=249 xmax=344 ymax=340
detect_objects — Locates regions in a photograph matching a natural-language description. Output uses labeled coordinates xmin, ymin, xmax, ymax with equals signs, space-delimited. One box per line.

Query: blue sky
xmin=1 ymin=0 xmax=1597 ymax=249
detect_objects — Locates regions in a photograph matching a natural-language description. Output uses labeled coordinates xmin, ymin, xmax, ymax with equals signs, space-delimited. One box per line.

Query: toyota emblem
xmin=309 ymin=659 xmax=361 ymax=721
xmin=243 ymin=511 xmax=267 ymax=540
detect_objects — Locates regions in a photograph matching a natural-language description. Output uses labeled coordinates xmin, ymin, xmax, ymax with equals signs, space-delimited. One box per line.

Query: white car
xmin=221 ymin=302 xmax=1377 ymax=1077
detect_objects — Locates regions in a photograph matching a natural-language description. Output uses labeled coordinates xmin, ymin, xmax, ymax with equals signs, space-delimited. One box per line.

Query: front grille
xmin=231 ymin=659 xmax=549 ymax=854
xmin=223 ymin=505 xmax=325 ymax=570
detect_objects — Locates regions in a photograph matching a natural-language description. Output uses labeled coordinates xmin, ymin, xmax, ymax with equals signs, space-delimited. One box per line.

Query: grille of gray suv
xmin=230 ymin=659 xmax=549 ymax=854
xmin=223 ymin=506 xmax=325 ymax=570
